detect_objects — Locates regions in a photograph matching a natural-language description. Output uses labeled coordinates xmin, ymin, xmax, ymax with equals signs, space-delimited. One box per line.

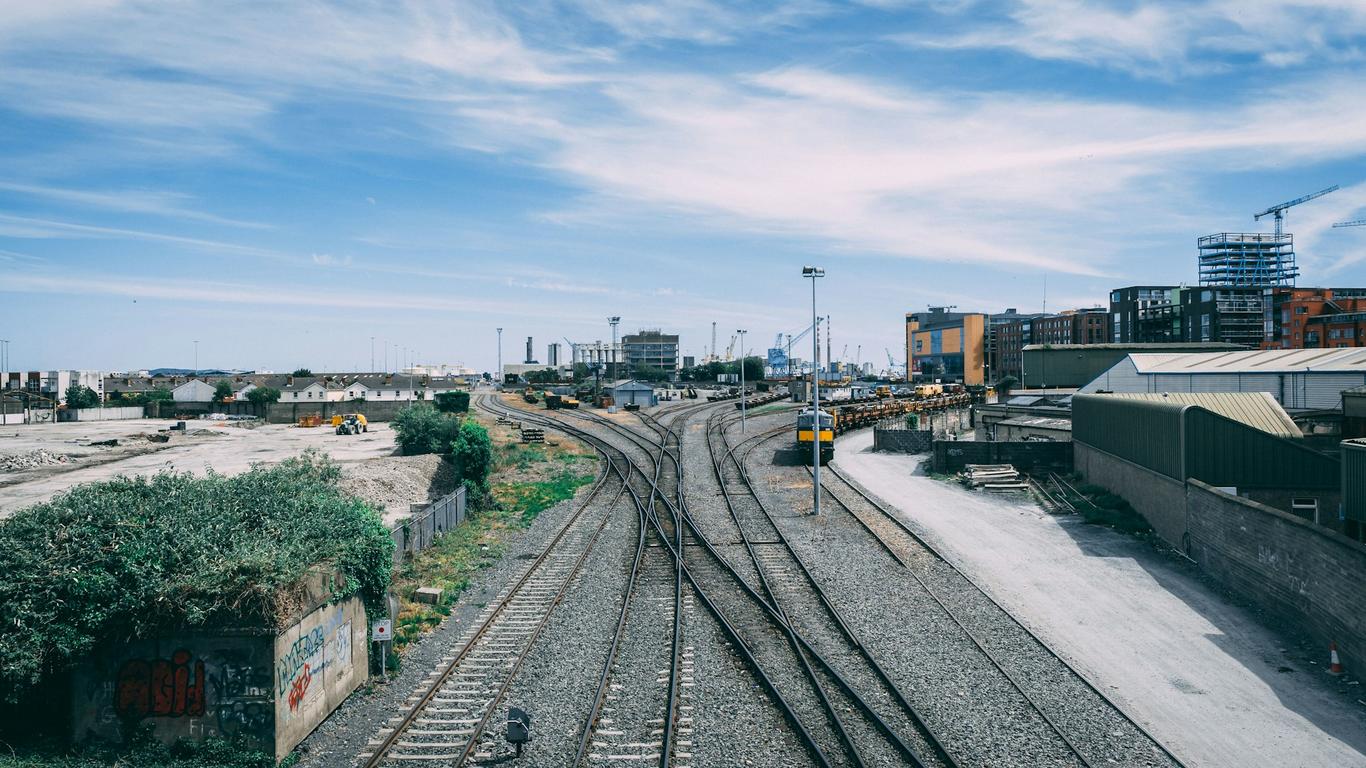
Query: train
xmin=795 ymin=391 xmax=973 ymax=464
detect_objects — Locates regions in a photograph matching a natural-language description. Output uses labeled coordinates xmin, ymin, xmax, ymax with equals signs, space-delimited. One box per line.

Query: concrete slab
xmin=834 ymin=429 xmax=1366 ymax=768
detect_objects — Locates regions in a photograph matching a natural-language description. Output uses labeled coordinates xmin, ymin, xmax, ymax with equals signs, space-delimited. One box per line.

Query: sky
xmin=3 ymin=0 xmax=1366 ymax=374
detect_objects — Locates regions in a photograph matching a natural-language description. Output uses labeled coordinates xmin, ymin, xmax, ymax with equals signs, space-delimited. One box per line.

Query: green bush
xmin=451 ymin=420 xmax=493 ymax=500
xmin=434 ymin=391 xmax=470 ymax=413
xmin=245 ymin=386 xmax=280 ymax=406
xmin=0 ymin=452 xmax=392 ymax=703
xmin=391 ymin=405 xmax=460 ymax=456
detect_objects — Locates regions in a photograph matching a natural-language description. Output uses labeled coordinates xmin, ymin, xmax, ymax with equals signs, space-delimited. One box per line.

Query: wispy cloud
xmin=0 ymin=181 xmax=270 ymax=229
xmin=891 ymin=1 xmax=1366 ymax=77
xmin=0 ymin=214 xmax=284 ymax=259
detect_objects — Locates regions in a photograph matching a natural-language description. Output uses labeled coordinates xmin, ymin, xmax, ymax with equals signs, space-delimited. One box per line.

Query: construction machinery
xmin=1255 ymin=185 xmax=1338 ymax=237
xmin=334 ymin=413 xmax=368 ymax=435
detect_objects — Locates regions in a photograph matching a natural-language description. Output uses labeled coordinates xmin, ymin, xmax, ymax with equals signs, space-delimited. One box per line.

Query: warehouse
xmin=1073 ymin=392 xmax=1340 ymax=545
xmin=1019 ymin=342 xmax=1241 ymax=389
xmin=606 ymin=379 xmax=657 ymax=408
xmin=1079 ymin=348 xmax=1366 ymax=410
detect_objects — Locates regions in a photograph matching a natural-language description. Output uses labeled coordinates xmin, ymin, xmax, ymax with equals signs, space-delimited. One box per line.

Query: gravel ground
xmin=821 ymin=464 xmax=1179 ymax=767
xmin=739 ymin=409 xmax=1086 ymax=767
xmin=337 ymin=453 xmax=456 ymax=526
xmin=293 ymin=479 xmax=604 ymax=768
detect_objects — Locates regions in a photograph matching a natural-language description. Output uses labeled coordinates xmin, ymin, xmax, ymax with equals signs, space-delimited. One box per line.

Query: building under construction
xmin=1197 ymin=232 xmax=1298 ymax=287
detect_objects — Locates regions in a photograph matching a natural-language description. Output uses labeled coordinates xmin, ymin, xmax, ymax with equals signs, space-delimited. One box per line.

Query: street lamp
xmin=193 ymin=340 xmax=199 ymax=373
xmin=737 ymin=329 xmax=748 ymax=431
xmin=371 ymin=336 xmax=375 ymax=373
xmin=608 ymin=317 xmax=621 ymax=381
xmin=803 ymin=266 xmax=825 ymax=515
xmin=496 ymin=328 xmax=503 ymax=390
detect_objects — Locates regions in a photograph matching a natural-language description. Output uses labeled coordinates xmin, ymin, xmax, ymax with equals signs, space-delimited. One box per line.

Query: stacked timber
xmin=521 ymin=427 xmax=545 ymax=444
xmin=959 ymin=464 xmax=1028 ymax=492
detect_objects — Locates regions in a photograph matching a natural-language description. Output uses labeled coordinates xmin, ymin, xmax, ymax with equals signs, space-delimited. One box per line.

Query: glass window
xmin=1296 ymin=306 xmax=1307 ymax=314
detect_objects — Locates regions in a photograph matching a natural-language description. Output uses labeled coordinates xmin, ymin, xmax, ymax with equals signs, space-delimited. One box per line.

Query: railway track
xmin=806 ymin=451 xmax=1188 ymax=768
xmin=360 ymin=397 xmax=626 ymax=766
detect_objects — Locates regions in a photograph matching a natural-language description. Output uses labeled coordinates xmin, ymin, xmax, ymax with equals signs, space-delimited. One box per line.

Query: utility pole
xmin=193 ymin=340 xmax=199 ymax=373
xmin=496 ymin=328 xmax=503 ymax=390
xmin=737 ymin=329 xmax=748 ymax=432
xmin=803 ymin=266 xmax=825 ymax=515
xmin=609 ymin=317 xmax=621 ymax=381
xmin=370 ymin=336 xmax=375 ymax=373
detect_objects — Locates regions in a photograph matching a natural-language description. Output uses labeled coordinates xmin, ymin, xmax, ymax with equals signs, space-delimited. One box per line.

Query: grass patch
xmin=387 ymin=419 xmax=598 ymax=653
xmin=0 ymin=732 xmax=287 ymax=768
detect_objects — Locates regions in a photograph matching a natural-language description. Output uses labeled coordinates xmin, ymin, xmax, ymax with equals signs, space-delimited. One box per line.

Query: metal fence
xmin=389 ymin=486 xmax=467 ymax=567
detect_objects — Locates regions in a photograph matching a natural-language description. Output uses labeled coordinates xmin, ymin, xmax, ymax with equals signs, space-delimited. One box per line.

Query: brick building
xmin=1263 ymin=287 xmax=1366 ymax=349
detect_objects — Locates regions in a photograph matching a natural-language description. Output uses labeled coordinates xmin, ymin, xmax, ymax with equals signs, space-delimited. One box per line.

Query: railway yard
xmin=282 ymin=392 xmax=1366 ymax=768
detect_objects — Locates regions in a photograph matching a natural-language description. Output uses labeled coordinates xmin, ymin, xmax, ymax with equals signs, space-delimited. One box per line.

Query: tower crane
xmin=1334 ymin=220 xmax=1366 ymax=229
xmin=1255 ymin=185 xmax=1339 ymax=237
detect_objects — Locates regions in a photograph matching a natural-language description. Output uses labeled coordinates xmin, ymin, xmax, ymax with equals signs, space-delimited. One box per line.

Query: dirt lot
xmin=0 ymin=418 xmax=407 ymax=518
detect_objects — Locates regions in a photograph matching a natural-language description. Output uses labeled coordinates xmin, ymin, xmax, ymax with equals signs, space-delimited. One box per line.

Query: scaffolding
xmin=1198 ymin=232 xmax=1297 ymax=287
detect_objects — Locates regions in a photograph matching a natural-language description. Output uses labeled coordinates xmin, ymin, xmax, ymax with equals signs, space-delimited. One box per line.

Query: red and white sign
xmin=372 ymin=620 xmax=392 ymax=642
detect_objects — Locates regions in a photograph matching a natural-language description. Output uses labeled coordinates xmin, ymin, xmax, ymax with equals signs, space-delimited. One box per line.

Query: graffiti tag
xmin=287 ymin=663 xmax=313 ymax=712
xmin=115 ymin=649 xmax=206 ymax=719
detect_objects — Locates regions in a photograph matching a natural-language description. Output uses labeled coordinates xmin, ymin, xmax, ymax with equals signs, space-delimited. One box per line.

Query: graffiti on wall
xmin=115 ymin=649 xmax=206 ymax=719
xmin=208 ymin=650 xmax=273 ymax=741
xmin=275 ymin=605 xmax=354 ymax=721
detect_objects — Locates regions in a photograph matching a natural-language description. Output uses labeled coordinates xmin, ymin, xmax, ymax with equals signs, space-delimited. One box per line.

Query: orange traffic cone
xmin=1330 ymin=642 xmax=1344 ymax=675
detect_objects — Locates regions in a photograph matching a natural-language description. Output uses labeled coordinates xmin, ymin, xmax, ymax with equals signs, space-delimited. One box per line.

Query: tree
xmin=741 ymin=356 xmax=764 ymax=384
xmin=246 ymin=387 xmax=281 ymax=406
xmin=144 ymin=387 xmax=173 ymax=403
xmin=63 ymin=384 xmax=99 ymax=409
xmin=450 ymin=420 xmax=493 ymax=501
xmin=292 ymin=368 xmax=313 ymax=377
xmin=212 ymin=381 xmax=234 ymax=404
xmin=434 ymin=391 xmax=470 ymax=413
xmin=391 ymin=405 xmax=460 ymax=456
xmin=572 ymin=362 xmax=591 ymax=382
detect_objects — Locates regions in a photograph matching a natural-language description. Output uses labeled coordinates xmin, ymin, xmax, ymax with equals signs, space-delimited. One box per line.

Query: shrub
xmin=391 ymin=405 xmax=460 ymax=456
xmin=451 ymin=420 xmax=493 ymax=501
xmin=245 ymin=386 xmax=280 ymax=406
xmin=212 ymin=381 xmax=234 ymax=404
xmin=434 ymin=391 xmax=470 ymax=414
xmin=0 ymin=452 xmax=392 ymax=702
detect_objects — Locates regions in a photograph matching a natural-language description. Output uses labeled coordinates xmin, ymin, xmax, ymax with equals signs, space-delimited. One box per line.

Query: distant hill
xmin=147 ymin=368 xmax=255 ymax=377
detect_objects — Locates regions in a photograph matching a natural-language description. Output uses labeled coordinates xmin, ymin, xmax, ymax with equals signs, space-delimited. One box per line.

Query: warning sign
xmin=372 ymin=620 xmax=392 ymax=642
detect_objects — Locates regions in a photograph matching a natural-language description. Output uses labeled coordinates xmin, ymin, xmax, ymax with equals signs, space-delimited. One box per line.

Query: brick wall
xmin=1074 ymin=442 xmax=1188 ymax=548
xmin=1187 ymin=480 xmax=1366 ymax=674
xmin=932 ymin=440 xmax=1073 ymax=474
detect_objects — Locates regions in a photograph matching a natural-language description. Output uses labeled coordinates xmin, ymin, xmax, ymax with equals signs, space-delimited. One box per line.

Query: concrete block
xmin=415 ymin=587 xmax=443 ymax=605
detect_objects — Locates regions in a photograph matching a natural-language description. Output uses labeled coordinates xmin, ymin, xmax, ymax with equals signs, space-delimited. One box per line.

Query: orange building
xmin=905 ymin=308 xmax=987 ymax=386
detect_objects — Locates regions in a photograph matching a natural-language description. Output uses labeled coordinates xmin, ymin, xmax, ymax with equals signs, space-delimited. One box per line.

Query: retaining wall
xmin=1187 ymin=480 xmax=1366 ymax=674
xmin=71 ymin=596 xmax=368 ymax=762
xmin=263 ymin=400 xmax=414 ymax=424
xmin=58 ymin=406 xmax=145 ymax=422
xmin=932 ymin=440 xmax=1073 ymax=475
xmin=1074 ymin=442 xmax=1188 ymax=549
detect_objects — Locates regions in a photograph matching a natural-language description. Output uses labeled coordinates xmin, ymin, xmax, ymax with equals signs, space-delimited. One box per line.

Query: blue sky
xmin=3 ymin=1 xmax=1366 ymax=373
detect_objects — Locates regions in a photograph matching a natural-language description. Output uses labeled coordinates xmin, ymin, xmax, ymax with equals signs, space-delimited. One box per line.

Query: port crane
xmin=1334 ymin=220 xmax=1366 ymax=229
xmin=1255 ymin=185 xmax=1338 ymax=237
xmin=784 ymin=318 xmax=821 ymax=376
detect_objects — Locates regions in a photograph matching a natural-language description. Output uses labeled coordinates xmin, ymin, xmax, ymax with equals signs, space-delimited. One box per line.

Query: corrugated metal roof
xmin=1098 ymin=392 xmax=1301 ymax=437
xmin=1129 ymin=348 xmax=1366 ymax=374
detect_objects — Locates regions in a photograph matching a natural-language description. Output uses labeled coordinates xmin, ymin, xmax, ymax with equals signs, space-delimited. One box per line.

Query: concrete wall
xmin=263 ymin=400 xmax=414 ymax=424
xmin=1074 ymin=442 xmax=1188 ymax=548
xmin=71 ymin=596 xmax=368 ymax=761
xmin=72 ymin=632 xmax=276 ymax=752
xmin=932 ymin=440 xmax=1073 ymax=475
xmin=57 ymin=406 xmax=145 ymax=422
xmin=1187 ymin=480 xmax=1366 ymax=674
xmin=273 ymin=597 xmax=368 ymax=760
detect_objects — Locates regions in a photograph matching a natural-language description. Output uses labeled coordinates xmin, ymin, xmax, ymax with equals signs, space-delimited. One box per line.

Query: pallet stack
xmin=959 ymin=464 xmax=1028 ymax=492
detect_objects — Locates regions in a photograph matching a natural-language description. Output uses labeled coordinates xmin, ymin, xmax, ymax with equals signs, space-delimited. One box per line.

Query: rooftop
xmin=1093 ymin=392 xmax=1301 ymax=438
xmin=1127 ymin=348 xmax=1366 ymax=374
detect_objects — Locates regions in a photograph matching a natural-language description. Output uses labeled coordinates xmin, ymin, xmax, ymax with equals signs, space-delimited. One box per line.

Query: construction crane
xmin=725 ymin=335 xmax=737 ymax=361
xmin=855 ymin=344 xmax=862 ymax=373
xmin=1255 ymin=185 xmax=1339 ymax=237
xmin=785 ymin=318 xmax=820 ymax=376
xmin=1334 ymin=220 xmax=1366 ymax=229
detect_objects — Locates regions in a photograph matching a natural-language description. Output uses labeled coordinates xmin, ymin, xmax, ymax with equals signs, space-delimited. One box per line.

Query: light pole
xmin=496 ymin=328 xmax=503 ymax=390
xmin=371 ymin=336 xmax=375 ymax=373
xmin=193 ymin=340 xmax=199 ymax=372
xmin=737 ymin=329 xmax=748 ymax=431
xmin=608 ymin=316 xmax=620 ymax=381
xmin=803 ymin=266 xmax=825 ymax=515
